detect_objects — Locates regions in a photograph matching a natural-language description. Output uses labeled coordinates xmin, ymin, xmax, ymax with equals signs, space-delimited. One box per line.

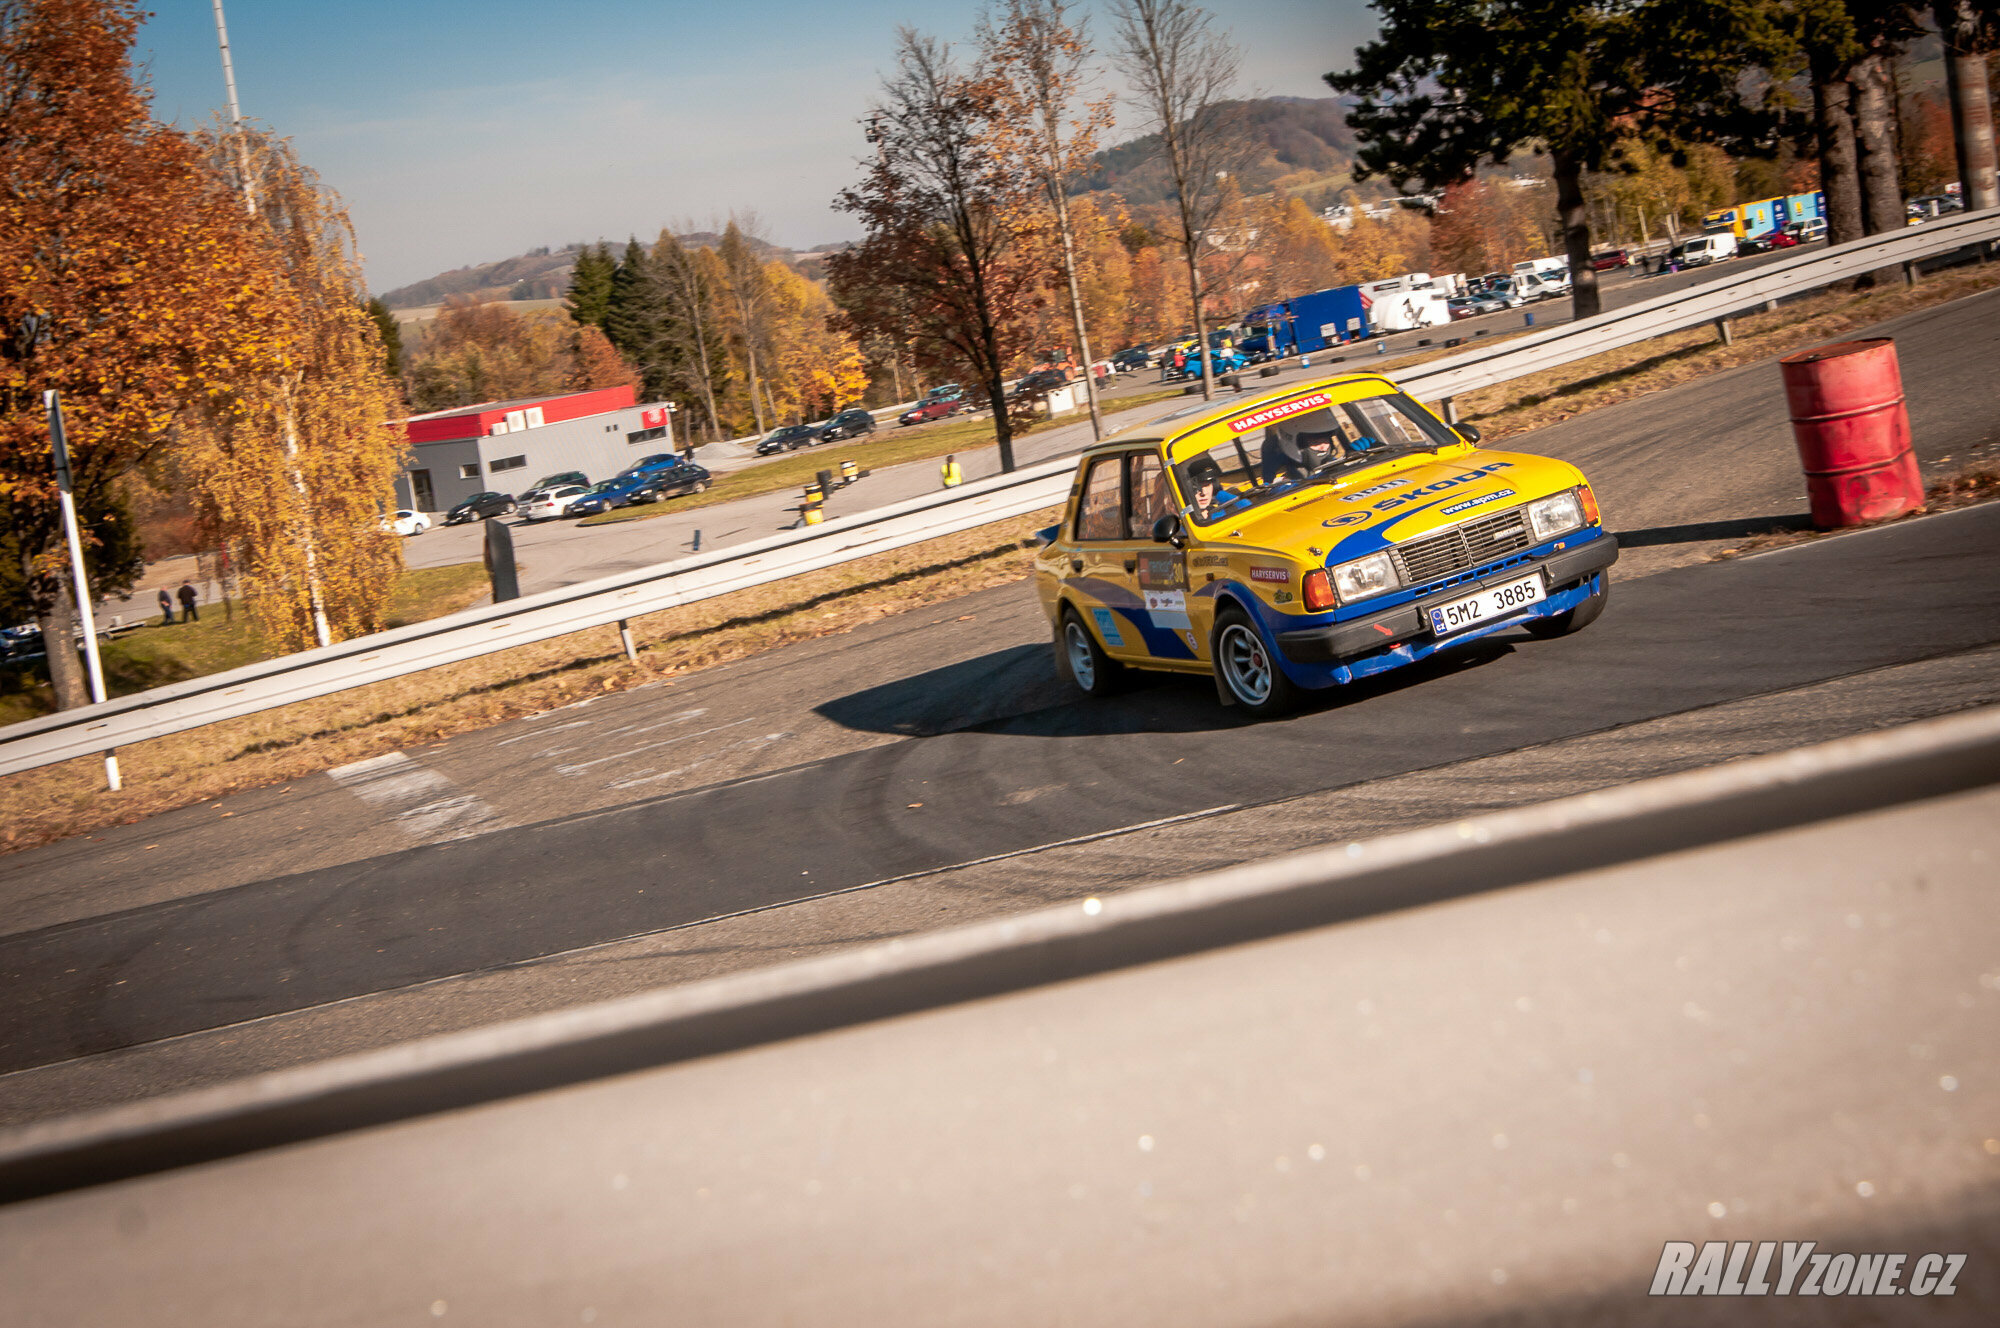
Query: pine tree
xmin=564 ymin=242 xmax=617 ymax=329
xmin=605 ymin=239 xmax=678 ymax=401
xmin=365 ymin=298 xmax=404 ymax=380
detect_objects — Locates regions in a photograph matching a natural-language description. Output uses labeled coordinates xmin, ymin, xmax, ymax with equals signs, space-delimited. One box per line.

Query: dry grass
xmin=1707 ymin=467 xmax=2000 ymax=560
xmin=6 ymin=260 xmax=1998 ymax=850
xmin=0 ymin=506 xmax=1061 ymax=850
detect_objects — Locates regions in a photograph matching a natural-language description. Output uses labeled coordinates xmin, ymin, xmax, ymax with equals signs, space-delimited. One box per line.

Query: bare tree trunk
xmin=1814 ymin=69 xmax=1866 ymax=247
xmin=280 ymin=381 xmax=333 ymax=648
xmin=742 ymin=335 xmax=767 ymax=434
xmin=1852 ymin=48 xmax=1905 ymax=235
xmin=1551 ymin=148 xmax=1600 ymax=319
xmin=1935 ymin=0 xmax=1999 ymax=211
xmin=1185 ymin=245 xmax=1215 ymax=399
xmin=38 ymin=581 xmax=88 ymax=710
xmin=1052 ymin=186 xmax=1104 ymax=436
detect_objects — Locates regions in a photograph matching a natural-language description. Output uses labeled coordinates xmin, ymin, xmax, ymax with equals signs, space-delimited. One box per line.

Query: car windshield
xmin=1168 ymin=388 xmax=1458 ymax=526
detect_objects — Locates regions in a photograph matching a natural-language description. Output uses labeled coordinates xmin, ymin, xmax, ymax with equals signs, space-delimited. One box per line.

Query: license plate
xmin=1427 ymin=572 xmax=1545 ymax=635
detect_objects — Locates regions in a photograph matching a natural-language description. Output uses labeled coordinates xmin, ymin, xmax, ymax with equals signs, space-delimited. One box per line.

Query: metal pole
xmin=46 ymin=392 xmax=121 ymax=792
xmin=211 ymin=0 xmax=258 ymax=217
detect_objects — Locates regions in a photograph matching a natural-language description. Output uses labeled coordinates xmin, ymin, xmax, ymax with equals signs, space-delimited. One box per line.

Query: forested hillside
xmin=1072 ymin=97 xmax=1356 ymax=207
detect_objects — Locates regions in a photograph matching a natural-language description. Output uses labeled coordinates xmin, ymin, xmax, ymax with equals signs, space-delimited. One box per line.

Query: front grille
xmin=1389 ymin=507 xmax=1534 ymax=587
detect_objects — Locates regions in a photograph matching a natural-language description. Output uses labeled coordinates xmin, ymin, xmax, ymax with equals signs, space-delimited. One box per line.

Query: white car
xmin=385 ymin=509 xmax=429 ymax=536
xmin=521 ymin=484 xmax=591 ymax=521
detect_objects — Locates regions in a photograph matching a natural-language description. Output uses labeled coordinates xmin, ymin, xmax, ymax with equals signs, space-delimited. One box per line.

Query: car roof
xmin=1083 ymin=372 xmax=1403 ymax=460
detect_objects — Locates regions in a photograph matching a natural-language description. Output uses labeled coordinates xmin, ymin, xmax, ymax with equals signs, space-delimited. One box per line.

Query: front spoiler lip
xmin=1275 ymin=531 xmax=1619 ymax=663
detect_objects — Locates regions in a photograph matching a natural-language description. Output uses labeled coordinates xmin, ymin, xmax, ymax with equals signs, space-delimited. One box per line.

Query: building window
xmin=626 ymin=425 xmax=668 ymax=444
xmin=459 ymin=463 xmax=480 ymax=480
xmin=489 ymin=455 xmax=527 ymax=473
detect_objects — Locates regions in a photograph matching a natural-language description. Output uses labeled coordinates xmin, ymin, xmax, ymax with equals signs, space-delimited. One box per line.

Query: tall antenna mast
xmin=211 ymin=0 xmax=258 ymax=216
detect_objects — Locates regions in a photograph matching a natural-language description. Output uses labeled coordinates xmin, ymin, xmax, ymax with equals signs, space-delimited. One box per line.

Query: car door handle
xmin=1070 ymin=559 xmax=1083 ymax=573
xmin=1123 ymin=559 xmax=1138 ymax=573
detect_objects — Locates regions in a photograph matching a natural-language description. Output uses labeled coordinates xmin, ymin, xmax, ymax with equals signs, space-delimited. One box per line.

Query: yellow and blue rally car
xmin=1033 ymin=372 xmax=1617 ymax=714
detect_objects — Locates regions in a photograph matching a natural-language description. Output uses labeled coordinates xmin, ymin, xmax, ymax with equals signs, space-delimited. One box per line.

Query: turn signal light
xmin=1578 ymin=483 xmax=1601 ymax=526
xmin=1302 ymin=568 xmax=1337 ymax=612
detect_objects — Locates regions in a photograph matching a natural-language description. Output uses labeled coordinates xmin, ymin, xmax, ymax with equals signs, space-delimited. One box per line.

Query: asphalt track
xmin=5 ymin=500 xmax=1999 ymax=1074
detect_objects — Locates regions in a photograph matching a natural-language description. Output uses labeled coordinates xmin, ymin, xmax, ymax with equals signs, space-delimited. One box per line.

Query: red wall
xmin=404 ymin=385 xmax=638 ymax=445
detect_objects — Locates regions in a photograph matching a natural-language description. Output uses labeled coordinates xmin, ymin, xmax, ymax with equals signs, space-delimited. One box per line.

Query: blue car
xmin=566 ymin=474 xmax=653 ymax=516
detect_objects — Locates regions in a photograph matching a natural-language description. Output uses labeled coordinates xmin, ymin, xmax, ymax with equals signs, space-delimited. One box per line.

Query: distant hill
xmin=376 ymin=232 xmax=799 ymax=311
xmin=1074 ymin=96 xmax=1358 ymax=208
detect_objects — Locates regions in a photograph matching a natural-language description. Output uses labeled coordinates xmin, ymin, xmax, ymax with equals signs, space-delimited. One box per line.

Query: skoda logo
xmin=1322 ymin=511 xmax=1370 ymax=528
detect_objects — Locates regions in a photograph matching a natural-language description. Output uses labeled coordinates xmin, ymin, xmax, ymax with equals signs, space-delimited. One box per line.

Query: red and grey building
xmin=395 ymin=385 xmax=677 ymax=513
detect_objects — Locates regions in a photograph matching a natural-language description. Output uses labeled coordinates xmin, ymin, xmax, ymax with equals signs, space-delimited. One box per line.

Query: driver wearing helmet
xmin=1259 ymin=416 xmax=1346 ymax=483
xmin=1184 ymin=456 xmax=1246 ymax=524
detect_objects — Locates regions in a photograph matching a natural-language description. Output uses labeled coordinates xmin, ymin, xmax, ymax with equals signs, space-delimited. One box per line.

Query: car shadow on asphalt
xmin=816 ymin=636 xmax=1519 ymax=739
xmin=1614 ymin=513 xmax=1812 ymax=547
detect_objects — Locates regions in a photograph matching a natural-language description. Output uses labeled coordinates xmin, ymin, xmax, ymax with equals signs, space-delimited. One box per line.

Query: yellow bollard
xmin=839 ymin=458 xmax=858 ymax=484
xmin=802 ymin=482 xmax=825 ymax=526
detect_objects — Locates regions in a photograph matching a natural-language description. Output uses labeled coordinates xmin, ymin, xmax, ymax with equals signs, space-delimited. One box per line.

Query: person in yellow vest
xmin=941 ymin=454 xmax=963 ymax=488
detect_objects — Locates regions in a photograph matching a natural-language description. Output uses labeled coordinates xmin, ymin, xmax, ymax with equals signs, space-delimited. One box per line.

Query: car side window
xmin=1127 ymin=452 xmax=1174 ymax=538
xmin=1076 ymin=456 xmax=1125 ymax=541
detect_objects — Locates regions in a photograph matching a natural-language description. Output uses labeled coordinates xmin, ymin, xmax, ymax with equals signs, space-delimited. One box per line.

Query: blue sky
xmin=134 ymin=1 xmax=1377 ymax=294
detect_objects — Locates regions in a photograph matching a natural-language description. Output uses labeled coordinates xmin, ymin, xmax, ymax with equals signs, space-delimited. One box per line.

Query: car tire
xmin=1211 ymin=604 xmax=1301 ymax=717
xmin=1055 ymin=606 xmax=1125 ymax=698
xmin=504 ymin=501 xmax=517 ymax=514
xmin=1526 ymin=573 xmax=1611 ymax=639
xmin=692 ymin=479 xmax=709 ymax=494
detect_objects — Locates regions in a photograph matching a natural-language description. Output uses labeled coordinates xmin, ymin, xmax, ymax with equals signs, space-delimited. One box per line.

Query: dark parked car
xmin=755 ymin=425 xmax=820 ymax=456
xmin=1010 ymin=368 xmax=1070 ymax=399
xmin=627 ymin=461 xmax=711 ymax=504
xmin=528 ymin=470 xmax=589 ymax=493
xmin=444 ymin=491 xmax=516 ymax=524
xmin=1110 ymin=346 xmax=1154 ymax=371
xmin=818 ymin=408 xmax=877 ymax=443
xmin=898 ymin=397 xmax=961 ymax=426
xmin=1589 ymin=249 xmax=1631 ymax=271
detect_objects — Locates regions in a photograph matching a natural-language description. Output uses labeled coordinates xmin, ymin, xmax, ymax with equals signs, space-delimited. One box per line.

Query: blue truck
xmin=1240 ymin=286 xmax=1373 ymax=359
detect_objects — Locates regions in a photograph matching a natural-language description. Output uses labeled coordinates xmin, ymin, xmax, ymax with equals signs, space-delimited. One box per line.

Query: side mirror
xmin=1150 ymin=513 xmax=1186 ymax=549
xmin=1033 ymin=523 xmax=1059 ymax=548
xmin=1455 ymin=422 xmax=1483 ymax=444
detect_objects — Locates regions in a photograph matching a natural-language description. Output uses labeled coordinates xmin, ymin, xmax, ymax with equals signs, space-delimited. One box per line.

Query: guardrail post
xmin=483 ymin=519 xmax=520 ymax=603
xmin=1902 ymin=260 xmax=1917 ymax=287
xmin=1714 ymin=317 xmax=1733 ymax=347
xmin=617 ymin=620 xmax=638 ymax=663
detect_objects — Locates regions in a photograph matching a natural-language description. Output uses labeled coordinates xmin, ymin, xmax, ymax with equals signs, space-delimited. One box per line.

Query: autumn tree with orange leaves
xmin=829 ymin=30 xmax=1049 ymax=472
xmin=1 ymin=0 xmax=281 ymax=709
xmin=176 ymin=126 xmax=408 ymax=652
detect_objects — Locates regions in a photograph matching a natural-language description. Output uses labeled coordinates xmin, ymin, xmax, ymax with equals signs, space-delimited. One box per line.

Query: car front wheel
xmin=1525 ymin=574 xmax=1610 ymax=638
xmin=1212 ymin=605 xmax=1301 ymax=716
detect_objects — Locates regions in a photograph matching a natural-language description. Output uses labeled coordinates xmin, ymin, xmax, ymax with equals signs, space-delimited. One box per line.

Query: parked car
xmin=1033 ymin=371 xmax=1616 ymax=716
xmin=1 ymin=624 xmax=44 ymax=660
xmin=755 ymin=424 xmax=821 ymax=455
xmin=1111 ymin=346 xmax=1155 ymax=372
xmin=918 ymin=383 xmax=966 ymax=405
xmin=1010 ymin=367 xmax=1072 ymax=399
xmin=443 ymin=491 xmax=515 ymax=524
xmin=627 ymin=461 xmax=711 ymax=503
xmin=1664 ymin=233 xmax=1738 ymax=268
xmin=565 ymin=479 xmax=638 ymax=517
xmin=818 ymin=408 xmax=877 ymax=443
xmin=1739 ymin=229 xmax=1801 ymax=254
xmin=521 ymin=484 xmax=593 ymax=521
xmin=898 ymin=397 xmax=962 ymax=426
xmin=528 ymin=470 xmax=589 ymax=493
xmin=1447 ymin=293 xmax=1508 ymax=319
xmin=1180 ymin=346 xmax=1249 ymax=378
xmin=1590 ymin=249 xmax=1631 ymax=271
xmin=1481 ymin=278 xmax=1529 ymax=307
xmin=383 ymin=509 xmax=430 ymax=536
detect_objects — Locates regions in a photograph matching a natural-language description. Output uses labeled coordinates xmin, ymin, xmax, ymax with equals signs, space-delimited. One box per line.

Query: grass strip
xmin=577 ymin=385 xmax=1192 ymax=526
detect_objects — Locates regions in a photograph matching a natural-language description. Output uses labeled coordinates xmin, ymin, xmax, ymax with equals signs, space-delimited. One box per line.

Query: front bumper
xmin=1276 ymin=531 xmax=1619 ymax=664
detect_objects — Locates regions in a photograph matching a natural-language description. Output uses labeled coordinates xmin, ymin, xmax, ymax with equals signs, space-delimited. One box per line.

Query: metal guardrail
xmin=2 ymin=209 xmax=1994 ymax=777
xmin=3 ymin=701 xmax=1994 ymax=1202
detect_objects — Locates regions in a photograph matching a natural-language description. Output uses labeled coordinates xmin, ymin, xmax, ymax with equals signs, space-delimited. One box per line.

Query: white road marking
xmin=607 ymin=732 xmax=792 ymax=791
xmin=327 ymin=752 xmax=512 ymax=844
xmin=496 ymin=720 xmax=594 ymax=746
xmin=554 ymin=718 xmax=753 ymax=776
xmin=600 ymin=707 xmax=709 ymax=740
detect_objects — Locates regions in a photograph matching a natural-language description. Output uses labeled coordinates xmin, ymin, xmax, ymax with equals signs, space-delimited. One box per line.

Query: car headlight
xmin=1527 ymin=490 xmax=1586 ymax=542
xmin=1330 ymin=551 xmax=1400 ymax=604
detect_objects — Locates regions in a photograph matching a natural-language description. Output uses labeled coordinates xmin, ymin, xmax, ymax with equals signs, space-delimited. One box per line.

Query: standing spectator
xmin=156 ymin=587 xmax=174 ymax=625
xmin=177 ymin=581 xmax=199 ymax=623
xmin=940 ymin=454 xmax=963 ymax=488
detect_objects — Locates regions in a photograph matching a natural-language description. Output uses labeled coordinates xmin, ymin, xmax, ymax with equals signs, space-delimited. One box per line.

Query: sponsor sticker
xmin=1372 ymin=460 xmax=1515 ymax=512
xmin=1144 ymin=589 xmax=1191 ymax=630
xmin=1090 ymin=607 xmax=1124 ymax=647
xmin=1138 ymin=553 xmax=1187 ymax=590
xmin=1273 ymin=590 xmax=1295 ymax=604
xmin=1649 ymin=1243 xmax=1964 ymax=1297
xmin=1228 ymin=392 xmax=1334 ymax=434
xmin=1439 ymin=487 xmax=1515 ymax=517
xmin=1191 ymin=553 xmax=1230 ymax=568
xmin=1322 ymin=511 xmax=1371 ymax=528
xmin=1249 ymin=566 xmax=1289 ymax=583
xmin=1342 ymin=477 xmax=1412 ymax=502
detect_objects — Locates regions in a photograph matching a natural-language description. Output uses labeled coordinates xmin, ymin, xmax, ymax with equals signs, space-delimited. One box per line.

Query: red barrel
xmin=1778 ymin=338 xmax=1923 ymax=528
